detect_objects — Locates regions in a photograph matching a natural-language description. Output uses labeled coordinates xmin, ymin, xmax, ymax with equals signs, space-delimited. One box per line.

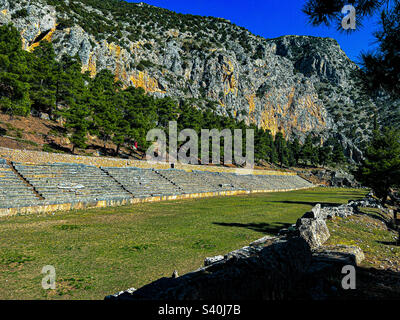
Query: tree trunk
xmin=381 ymin=190 xmax=389 ymax=207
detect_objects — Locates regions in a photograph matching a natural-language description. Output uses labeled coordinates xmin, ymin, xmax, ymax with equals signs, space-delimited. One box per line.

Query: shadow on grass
xmin=267 ymin=200 xmax=343 ymax=207
xmin=213 ymin=221 xmax=292 ymax=235
xmin=297 ymin=191 xmax=366 ymax=198
xmin=377 ymin=240 xmax=399 ymax=246
xmin=359 ymin=210 xmax=389 ymax=225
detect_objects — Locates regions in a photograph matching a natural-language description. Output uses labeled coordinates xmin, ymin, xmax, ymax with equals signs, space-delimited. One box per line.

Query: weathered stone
xmin=204 ymin=255 xmax=224 ymax=266
xmin=296 ymin=217 xmax=330 ymax=249
xmin=313 ymin=245 xmax=365 ymax=266
xmin=348 ymin=196 xmax=383 ymax=209
xmin=171 ymin=270 xmax=179 ymax=278
xmin=320 ymin=204 xmax=354 ymax=218
xmin=106 ymin=237 xmax=312 ymax=300
xmin=105 ymin=287 xmax=136 ymax=300
xmin=303 ymin=204 xmax=322 ymax=219
xmin=249 ymin=235 xmax=278 ymax=247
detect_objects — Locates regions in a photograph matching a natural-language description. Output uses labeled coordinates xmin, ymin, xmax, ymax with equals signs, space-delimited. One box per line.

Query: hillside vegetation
xmin=0 ymin=23 xmax=348 ymax=167
xmin=1 ymin=0 xmax=394 ymax=162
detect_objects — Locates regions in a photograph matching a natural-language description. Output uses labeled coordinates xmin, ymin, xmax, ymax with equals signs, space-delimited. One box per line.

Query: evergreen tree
xmin=274 ymin=132 xmax=287 ymax=166
xmin=63 ymin=101 xmax=91 ymax=153
xmin=356 ymin=127 xmax=400 ymax=204
xmin=89 ymin=70 xmax=120 ymax=151
xmin=55 ymin=54 xmax=87 ymax=112
xmin=318 ymin=144 xmax=332 ymax=167
xmin=301 ymin=134 xmax=314 ymax=165
xmin=156 ymin=97 xmax=179 ymax=128
xmin=255 ymin=128 xmax=274 ymax=163
xmin=332 ymin=141 xmax=346 ymax=165
xmin=290 ymin=138 xmax=301 ymax=165
xmin=30 ymin=41 xmax=58 ymax=118
xmin=123 ymin=86 xmax=157 ymax=150
xmin=0 ymin=24 xmax=31 ymax=116
xmin=303 ymin=0 xmax=400 ymax=98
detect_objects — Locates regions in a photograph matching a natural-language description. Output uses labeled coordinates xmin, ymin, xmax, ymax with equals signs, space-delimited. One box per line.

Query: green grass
xmin=0 ymin=187 xmax=366 ymax=300
xmin=326 ymin=207 xmax=400 ymax=269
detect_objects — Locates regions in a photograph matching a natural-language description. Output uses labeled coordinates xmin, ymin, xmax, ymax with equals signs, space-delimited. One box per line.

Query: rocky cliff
xmin=0 ymin=0 xmax=379 ymax=160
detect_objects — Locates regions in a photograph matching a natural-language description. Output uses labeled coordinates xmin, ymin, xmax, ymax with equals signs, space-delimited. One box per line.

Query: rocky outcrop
xmin=313 ymin=245 xmax=365 ymax=266
xmin=107 ymin=237 xmax=312 ymax=300
xmin=296 ymin=217 xmax=330 ymax=249
xmin=299 ymin=168 xmax=360 ymax=188
xmin=0 ymin=0 xmax=380 ymax=160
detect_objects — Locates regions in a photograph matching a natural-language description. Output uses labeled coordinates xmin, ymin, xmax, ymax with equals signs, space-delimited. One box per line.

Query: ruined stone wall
xmin=106 ymin=201 xmax=369 ymax=300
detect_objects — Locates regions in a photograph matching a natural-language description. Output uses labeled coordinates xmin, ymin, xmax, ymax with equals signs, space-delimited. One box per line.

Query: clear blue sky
xmin=127 ymin=0 xmax=382 ymax=64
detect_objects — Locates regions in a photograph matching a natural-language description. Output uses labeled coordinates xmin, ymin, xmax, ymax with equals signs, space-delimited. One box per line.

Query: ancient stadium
xmin=4 ymin=147 xmax=397 ymax=301
xmin=0 ymin=147 xmax=313 ymax=216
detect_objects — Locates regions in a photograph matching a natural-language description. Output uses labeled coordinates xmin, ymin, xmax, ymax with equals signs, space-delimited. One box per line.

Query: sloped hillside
xmin=0 ymin=0 xmax=386 ymax=159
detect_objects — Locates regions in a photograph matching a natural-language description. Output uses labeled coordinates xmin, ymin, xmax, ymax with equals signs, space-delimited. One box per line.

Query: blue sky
xmin=127 ymin=0 xmax=382 ymax=64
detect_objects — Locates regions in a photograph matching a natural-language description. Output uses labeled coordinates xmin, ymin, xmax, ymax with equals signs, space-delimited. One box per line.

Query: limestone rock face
xmin=0 ymin=0 xmax=385 ymax=159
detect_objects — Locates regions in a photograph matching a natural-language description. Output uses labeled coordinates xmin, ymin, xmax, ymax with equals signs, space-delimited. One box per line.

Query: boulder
xmin=204 ymin=255 xmax=224 ymax=266
xmin=296 ymin=217 xmax=330 ymax=249
xmin=320 ymin=204 xmax=354 ymax=218
xmin=313 ymin=245 xmax=365 ymax=266
xmin=303 ymin=204 xmax=322 ymax=219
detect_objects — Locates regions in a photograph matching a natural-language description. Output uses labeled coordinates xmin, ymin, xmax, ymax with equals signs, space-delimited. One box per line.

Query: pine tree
xmin=30 ymin=41 xmax=58 ymax=118
xmin=274 ymin=132 xmax=287 ymax=166
xmin=303 ymin=0 xmax=400 ymax=98
xmin=55 ymin=54 xmax=86 ymax=113
xmin=123 ymin=86 xmax=158 ymax=150
xmin=0 ymin=24 xmax=31 ymax=116
xmin=156 ymin=97 xmax=179 ymax=128
xmin=89 ymin=70 xmax=120 ymax=152
xmin=356 ymin=127 xmax=400 ymax=204
xmin=301 ymin=134 xmax=314 ymax=165
xmin=332 ymin=141 xmax=346 ymax=165
xmin=318 ymin=144 xmax=332 ymax=167
xmin=290 ymin=138 xmax=301 ymax=165
xmin=64 ymin=102 xmax=91 ymax=153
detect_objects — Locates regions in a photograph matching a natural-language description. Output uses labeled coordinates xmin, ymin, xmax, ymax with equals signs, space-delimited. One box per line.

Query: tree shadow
xmin=88 ymin=144 xmax=118 ymax=157
xmin=358 ymin=210 xmax=390 ymax=227
xmin=377 ymin=240 xmax=399 ymax=246
xmin=213 ymin=221 xmax=292 ymax=235
xmin=267 ymin=200 xmax=343 ymax=207
xmin=44 ymin=141 xmax=71 ymax=153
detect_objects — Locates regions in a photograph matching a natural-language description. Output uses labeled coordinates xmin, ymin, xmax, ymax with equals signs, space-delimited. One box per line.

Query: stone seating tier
xmin=0 ymin=161 xmax=313 ymax=210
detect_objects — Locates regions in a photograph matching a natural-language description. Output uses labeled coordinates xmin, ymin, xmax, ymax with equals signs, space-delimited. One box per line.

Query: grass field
xmin=0 ymin=187 xmax=367 ymax=300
